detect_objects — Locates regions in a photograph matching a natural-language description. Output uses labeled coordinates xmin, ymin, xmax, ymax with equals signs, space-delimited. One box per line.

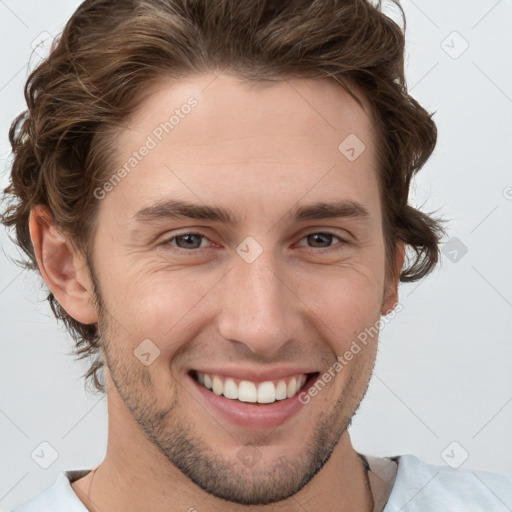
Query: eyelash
xmin=161 ymin=231 xmax=348 ymax=253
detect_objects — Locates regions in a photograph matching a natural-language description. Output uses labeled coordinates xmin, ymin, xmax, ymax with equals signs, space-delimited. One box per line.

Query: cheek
xmin=98 ymin=264 xmax=221 ymax=347
xmin=294 ymin=266 xmax=384 ymax=349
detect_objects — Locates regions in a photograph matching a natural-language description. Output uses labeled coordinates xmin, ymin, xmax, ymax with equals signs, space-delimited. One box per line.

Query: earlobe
xmin=381 ymin=241 xmax=405 ymax=316
xmin=29 ymin=205 xmax=98 ymax=325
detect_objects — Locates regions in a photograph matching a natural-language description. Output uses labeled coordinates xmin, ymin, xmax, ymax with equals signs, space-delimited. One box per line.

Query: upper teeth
xmin=195 ymin=372 xmax=307 ymax=404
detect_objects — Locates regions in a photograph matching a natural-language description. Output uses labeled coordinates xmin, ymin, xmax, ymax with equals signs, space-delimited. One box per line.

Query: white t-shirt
xmin=11 ymin=453 xmax=512 ymax=512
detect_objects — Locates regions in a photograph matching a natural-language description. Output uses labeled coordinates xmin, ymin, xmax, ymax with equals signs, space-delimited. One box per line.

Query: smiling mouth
xmin=190 ymin=371 xmax=318 ymax=404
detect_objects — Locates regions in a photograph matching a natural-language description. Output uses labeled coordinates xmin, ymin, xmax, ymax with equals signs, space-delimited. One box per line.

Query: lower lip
xmin=189 ymin=373 xmax=315 ymax=429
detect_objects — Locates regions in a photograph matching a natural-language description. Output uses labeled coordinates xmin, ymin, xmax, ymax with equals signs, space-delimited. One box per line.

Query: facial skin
xmin=30 ymin=72 xmax=404 ymax=512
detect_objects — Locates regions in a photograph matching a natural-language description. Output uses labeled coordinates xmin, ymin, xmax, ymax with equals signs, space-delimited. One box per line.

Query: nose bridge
xmin=217 ymin=248 xmax=298 ymax=355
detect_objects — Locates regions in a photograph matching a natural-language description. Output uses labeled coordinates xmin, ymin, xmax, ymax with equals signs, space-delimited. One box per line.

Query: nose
xmin=216 ymin=249 xmax=302 ymax=357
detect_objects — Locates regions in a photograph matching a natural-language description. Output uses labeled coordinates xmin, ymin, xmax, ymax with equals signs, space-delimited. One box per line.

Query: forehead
xmin=124 ymin=72 xmax=377 ymax=153
xmin=102 ymin=72 xmax=380 ymax=223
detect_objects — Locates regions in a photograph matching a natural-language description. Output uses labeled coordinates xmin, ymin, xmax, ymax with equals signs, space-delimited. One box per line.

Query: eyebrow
xmin=133 ymin=199 xmax=370 ymax=225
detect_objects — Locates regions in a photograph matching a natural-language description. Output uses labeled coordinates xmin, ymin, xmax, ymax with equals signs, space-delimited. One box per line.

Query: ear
xmin=29 ymin=205 xmax=98 ymax=324
xmin=381 ymin=240 xmax=405 ymax=316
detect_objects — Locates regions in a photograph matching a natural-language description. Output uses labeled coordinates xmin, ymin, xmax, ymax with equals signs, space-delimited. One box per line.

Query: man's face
xmin=87 ymin=73 xmax=398 ymax=504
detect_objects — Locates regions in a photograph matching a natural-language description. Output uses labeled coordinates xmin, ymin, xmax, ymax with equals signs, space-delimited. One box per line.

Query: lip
xmin=188 ymin=371 xmax=318 ymax=429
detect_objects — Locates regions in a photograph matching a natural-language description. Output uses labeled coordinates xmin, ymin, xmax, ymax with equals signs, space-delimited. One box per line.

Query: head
xmin=2 ymin=0 xmax=443 ymax=505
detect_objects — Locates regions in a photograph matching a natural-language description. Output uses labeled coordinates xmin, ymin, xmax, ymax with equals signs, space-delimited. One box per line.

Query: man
xmin=2 ymin=0 xmax=511 ymax=511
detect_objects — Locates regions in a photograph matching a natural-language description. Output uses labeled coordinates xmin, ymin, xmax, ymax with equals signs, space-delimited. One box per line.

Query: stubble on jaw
xmin=100 ymin=331 xmax=375 ymax=501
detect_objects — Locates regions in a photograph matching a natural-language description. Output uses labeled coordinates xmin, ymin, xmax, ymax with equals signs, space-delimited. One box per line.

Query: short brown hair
xmin=1 ymin=0 xmax=444 ymax=394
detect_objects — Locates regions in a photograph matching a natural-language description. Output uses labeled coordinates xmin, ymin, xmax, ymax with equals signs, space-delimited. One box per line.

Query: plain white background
xmin=1 ymin=1 xmax=512 ymax=510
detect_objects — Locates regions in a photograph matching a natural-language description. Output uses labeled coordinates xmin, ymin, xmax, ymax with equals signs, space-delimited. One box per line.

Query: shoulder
xmin=384 ymin=453 xmax=512 ymax=512
xmin=11 ymin=470 xmax=91 ymax=512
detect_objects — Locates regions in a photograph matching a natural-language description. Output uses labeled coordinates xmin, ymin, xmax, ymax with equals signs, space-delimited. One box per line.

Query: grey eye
xmin=305 ymin=233 xmax=337 ymax=248
xmin=172 ymin=233 xmax=204 ymax=249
